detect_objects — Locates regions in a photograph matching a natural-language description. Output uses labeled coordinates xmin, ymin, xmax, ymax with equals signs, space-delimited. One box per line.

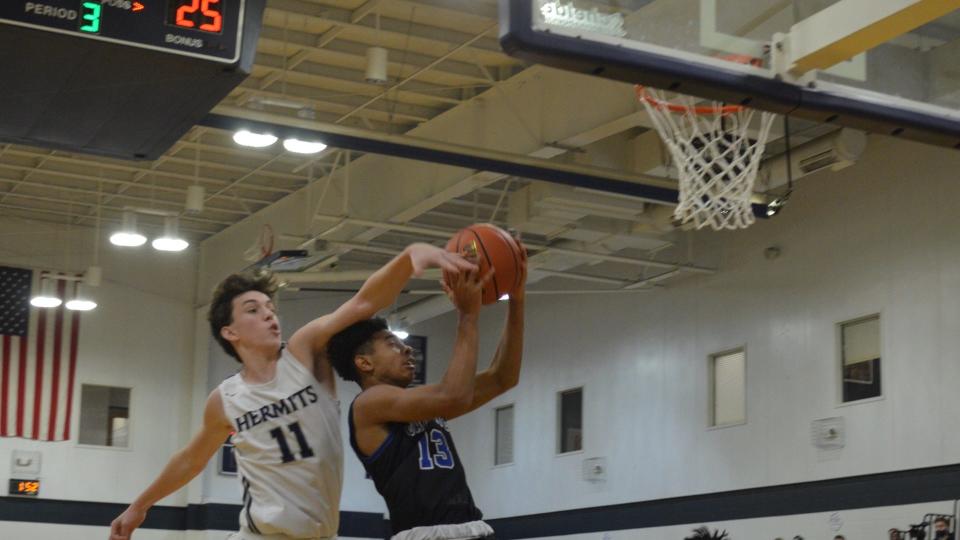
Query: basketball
xmin=445 ymin=223 xmax=523 ymax=305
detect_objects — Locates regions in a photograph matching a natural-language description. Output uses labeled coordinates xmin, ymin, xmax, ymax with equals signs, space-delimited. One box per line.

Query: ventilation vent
xmin=799 ymin=149 xmax=839 ymax=173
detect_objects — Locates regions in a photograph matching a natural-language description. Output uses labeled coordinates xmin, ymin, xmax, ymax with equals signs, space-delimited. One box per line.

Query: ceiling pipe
xmin=200 ymin=110 xmax=775 ymax=217
xmin=309 ymin=214 xmax=715 ymax=273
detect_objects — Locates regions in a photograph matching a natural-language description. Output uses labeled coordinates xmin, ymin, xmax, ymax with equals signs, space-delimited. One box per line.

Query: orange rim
xmin=634 ymin=54 xmax=762 ymax=116
xmin=635 ymin=85 xmax=745 ymax=115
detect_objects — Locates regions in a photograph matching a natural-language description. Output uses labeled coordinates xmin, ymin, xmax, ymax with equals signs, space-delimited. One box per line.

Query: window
xmin=710 ymin=349 xmax=746 ymax=427
xmin=558 ymin=387 xmax=582 ymax=454
xmin=494 ymin=405 xmax=514 ymax=465
xmin=840 ymin=315 xmax=881 ymax=403
xmin=78 ymin=385 xmax=130 ymax=447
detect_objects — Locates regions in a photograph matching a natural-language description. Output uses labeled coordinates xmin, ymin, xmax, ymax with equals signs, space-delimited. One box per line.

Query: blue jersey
xmin=348 ymin=399 xmax=483 ymax=536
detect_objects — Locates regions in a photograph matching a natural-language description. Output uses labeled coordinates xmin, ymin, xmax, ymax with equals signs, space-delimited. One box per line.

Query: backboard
xmin=499 ymin=0 xmax=960 ymax=150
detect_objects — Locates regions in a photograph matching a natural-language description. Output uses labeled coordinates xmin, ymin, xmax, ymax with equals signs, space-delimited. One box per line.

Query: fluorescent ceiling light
xmin=152 ymin=216 xmax=189 ymax=252
xmin=30 ymin=296 xmax=62 ymax=308
xmin=66 ymin=299 xmax=97 ymax=311
xmin=152 ymin=237 xmax=190 ymax=251
xmin=110 ymin=211 xmax=146 ymax=247
xmin=233 ymin=130 xmax=278 ymax=148
xmin=110 ymin=232 xmax=147 ymax=247
xmin=283 ymin=138 xmax=327 ymax=154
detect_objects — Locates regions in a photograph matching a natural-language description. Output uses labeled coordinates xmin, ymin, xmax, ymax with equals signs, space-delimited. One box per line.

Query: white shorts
xmin=227 ymin=532 xmax=338 ymax=540
xmin=391 ymin=520 xmax=494 ymax=540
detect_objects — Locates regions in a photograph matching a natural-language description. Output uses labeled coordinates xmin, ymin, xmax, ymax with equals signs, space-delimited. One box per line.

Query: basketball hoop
xmin=243 ymin=223 xmax=276 ymax=263
xmin=636 ymin=59 xmax=776 ymax=230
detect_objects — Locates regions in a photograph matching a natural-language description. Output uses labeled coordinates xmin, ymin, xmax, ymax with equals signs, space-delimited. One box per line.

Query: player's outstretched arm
xmin=108 ymin=390 xmax=233 ymax=540
xmin=354 ymin=268 xmax=488 ymax=425
xmin=456 ymin=237 xmax=527 ymax=417
xmin=288 ymin=243 xmax=477 ymax=386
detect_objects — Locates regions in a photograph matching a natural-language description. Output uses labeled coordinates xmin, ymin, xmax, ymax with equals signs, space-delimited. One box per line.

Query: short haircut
xmin=207 ymin=272 xmax=278 ymax=362
xmin=326 ymin=317 xmax=389 ymax=384
xmin=685 ymin=526 xmax=729 ymax=540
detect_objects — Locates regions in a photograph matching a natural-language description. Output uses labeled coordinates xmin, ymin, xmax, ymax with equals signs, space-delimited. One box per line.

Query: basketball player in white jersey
xmin=108 ymin=243 xmax=477 ymax=540
xmin=328 ymin=239 xmax=526 ymax=540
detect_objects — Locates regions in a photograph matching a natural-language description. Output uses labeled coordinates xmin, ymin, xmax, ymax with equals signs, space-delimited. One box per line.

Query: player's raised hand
xmin=509 ymin=232 xmax=528 ymax=301
xmin=441 ymin=267 xmax=492 ymax=316
xmin=407 ymin=243 xmax=477 ymax=276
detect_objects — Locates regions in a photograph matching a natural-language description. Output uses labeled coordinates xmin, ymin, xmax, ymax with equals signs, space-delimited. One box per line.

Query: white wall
xmin=521 ymin=500 xmax=955 ymax=540
xmin=403 ymin=134 xmax=960 ymax=537
xmin=5 ymin=130 xmax=960 ymax=539
xmin=0 ymin=215 xmax=199 ymax=535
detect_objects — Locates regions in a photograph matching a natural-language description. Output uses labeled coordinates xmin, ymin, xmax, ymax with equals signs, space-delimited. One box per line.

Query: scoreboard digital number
xmin=0 ymin=0 xmax=245 ymax=63
xmin=9 ymin=478 xmax=40 ymax=497
xmin=167 ymin=0 xmax=223 ymax=33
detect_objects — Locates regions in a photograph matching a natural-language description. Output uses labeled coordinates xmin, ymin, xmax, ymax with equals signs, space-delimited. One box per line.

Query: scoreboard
xmin=0 ymin=0 xmax=263 ymax=159
xmin=0 ymin=0 xmax=245 ymax=63
xmin=8 ymin=478 xmax=40 ymax=497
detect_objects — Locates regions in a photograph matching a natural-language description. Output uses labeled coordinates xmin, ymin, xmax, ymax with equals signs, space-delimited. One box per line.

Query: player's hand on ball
xmin=442 ymin=267 xmax=491 ymax=315
xmin=510 ymin=232 xmax=528 ymax=302
xmin=407 ymin=242 xmax=477 ymax=276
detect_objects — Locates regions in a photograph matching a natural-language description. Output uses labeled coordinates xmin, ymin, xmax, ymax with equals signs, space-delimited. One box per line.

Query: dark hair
xmin=207 ymin=272 xmax=278 ymax=362
xmin=935 ymin=517 xmax=949 ymax=525
xmin=326 ymin=317 xmax=389 ymax=384
xmin=685 ymin=526 xmax=729 ymax=540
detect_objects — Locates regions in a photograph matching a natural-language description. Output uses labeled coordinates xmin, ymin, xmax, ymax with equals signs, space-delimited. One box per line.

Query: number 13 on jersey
xmin=417 ymin=428 xmax=455 ymax=470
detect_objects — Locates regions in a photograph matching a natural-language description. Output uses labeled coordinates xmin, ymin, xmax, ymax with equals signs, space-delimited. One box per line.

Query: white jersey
xmin=219 ymin=348 xmax=343 ymax=539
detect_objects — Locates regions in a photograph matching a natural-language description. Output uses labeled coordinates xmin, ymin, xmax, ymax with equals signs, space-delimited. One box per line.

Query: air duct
xmin=759 ymin=129 xmax=868 ymax=190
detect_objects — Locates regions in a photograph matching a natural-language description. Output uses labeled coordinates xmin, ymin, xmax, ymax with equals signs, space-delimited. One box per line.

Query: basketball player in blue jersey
xmin=328 ymin=239 xmax=526 ymax=540
xmin=108 ymin=243 xmax=477 ymax=540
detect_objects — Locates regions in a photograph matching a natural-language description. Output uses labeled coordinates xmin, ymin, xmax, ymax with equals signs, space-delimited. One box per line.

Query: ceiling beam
xmin=350 ymin=0 xmax=382 ymax=23
xmin=783 ymin=0 xmax=960 ymax=74
xmin=393 ymin=0 xmax=498 ymax=20
xmin=241 ymin=86 xmax=431 ymax=124
xmin=202 ymin=108 xmax=686 ymax=204
xmin=0 ymin=174 xmax=255 ymax=215
xmin=240 ymin=79 xmax=443 ymax=122
xmin=0 ymin=192 xmax=234 ymax=227
xmin=0 ymin=148 xmax=297 ymax=197
xmin=264 ymin=0 xmax=505 ymax=55
xmin=256 ymin=31 xmax=493 ymax=86
xmin=252 ymin=51 xmax=463 ymax=106
xmin=334 ymin=23 xmax=498 ymax=124
xmin=0 ymin=204 xmax=221 ymax=235
xmin=256 ymin=26 xmax=495 ymax=82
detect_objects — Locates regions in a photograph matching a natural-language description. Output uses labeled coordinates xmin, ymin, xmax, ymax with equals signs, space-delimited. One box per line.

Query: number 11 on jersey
xmin=270 ymin=422 xmax=315 ymax=463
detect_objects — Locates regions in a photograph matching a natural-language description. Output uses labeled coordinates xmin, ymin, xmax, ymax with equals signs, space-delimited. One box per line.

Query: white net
xmin=639 ymin=88 xmax=776 ymax=230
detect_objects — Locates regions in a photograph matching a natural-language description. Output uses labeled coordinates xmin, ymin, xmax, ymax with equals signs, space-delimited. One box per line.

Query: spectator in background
xmin=934 ymin=517 xmax=954 ymax=540
xmin=889 ymin=528 xmax=903 ymax=540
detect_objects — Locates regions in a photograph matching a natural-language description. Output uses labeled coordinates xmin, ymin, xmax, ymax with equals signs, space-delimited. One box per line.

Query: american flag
xmin=1 ymin=266 xmax=81 ymax=441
